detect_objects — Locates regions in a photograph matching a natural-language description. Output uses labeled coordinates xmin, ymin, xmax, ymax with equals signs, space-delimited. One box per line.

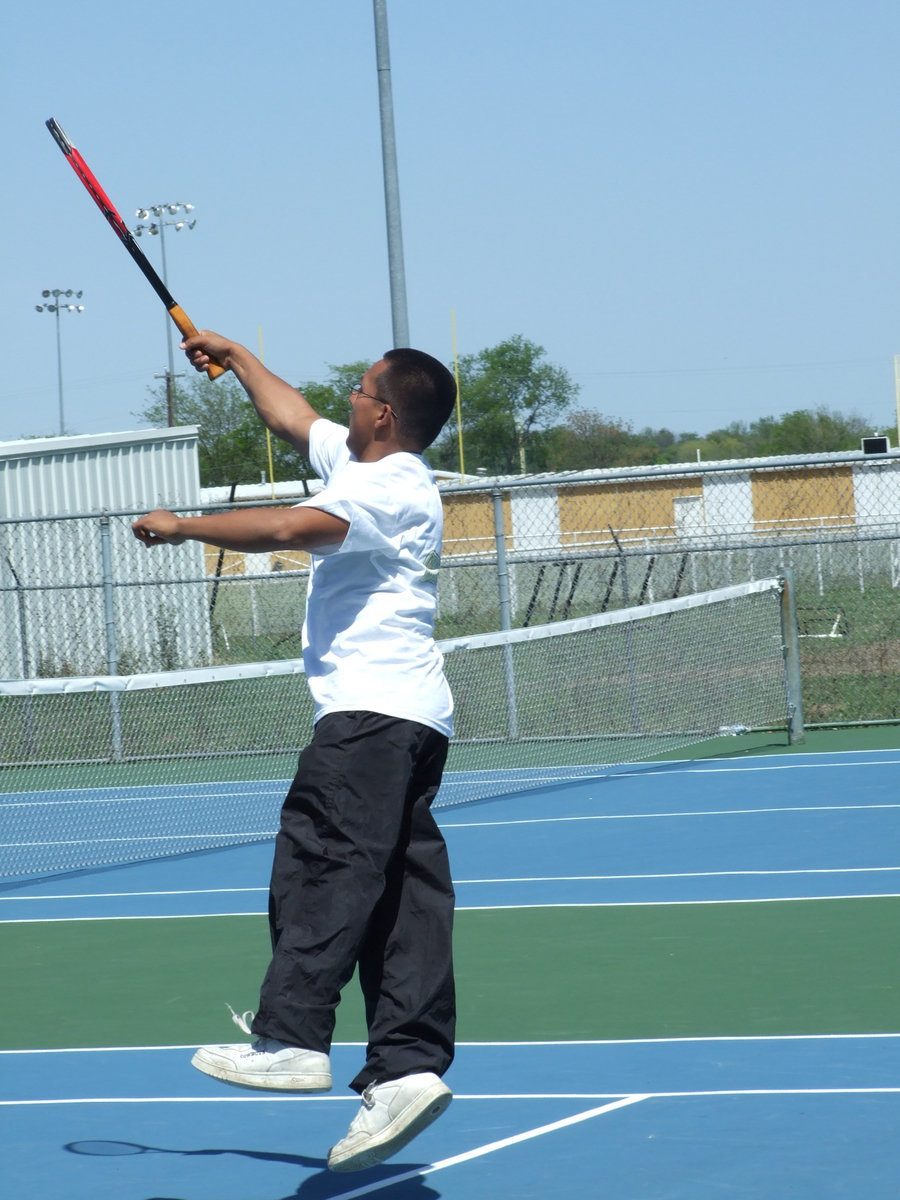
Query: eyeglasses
xmin=349 ymin=381 xmax=380 ymax=403
xmin=349 ymin=382 xmax=399 ymax=421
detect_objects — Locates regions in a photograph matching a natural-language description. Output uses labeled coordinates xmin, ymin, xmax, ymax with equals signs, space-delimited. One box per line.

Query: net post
xmin=779 ymin=570 xmax=805 ymax=744
xmin=492 ymin=487 xmax=519 ymax=738
xmin=98 ymin=514 xmax=124 ymax=761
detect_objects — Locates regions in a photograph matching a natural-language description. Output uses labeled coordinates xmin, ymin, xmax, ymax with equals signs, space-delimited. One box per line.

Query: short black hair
xmin=377 ymin=348 xmax=457 ymax=449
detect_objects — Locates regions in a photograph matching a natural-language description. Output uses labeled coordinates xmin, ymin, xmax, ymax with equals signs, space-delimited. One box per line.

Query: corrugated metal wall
xmin=0 ymin=428 xmax=211 ymax=675
xmin=0 ymin=427 xmax=201 ymax=516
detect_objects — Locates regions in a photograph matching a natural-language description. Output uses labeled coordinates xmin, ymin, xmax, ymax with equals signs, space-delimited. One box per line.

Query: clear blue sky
xmin=4 ymin=0 xmax=900 ymax=447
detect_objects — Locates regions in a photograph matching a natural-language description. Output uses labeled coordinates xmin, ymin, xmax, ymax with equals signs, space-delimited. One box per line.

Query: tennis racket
xmin=45 ymin=118 xmax=225 ymax=379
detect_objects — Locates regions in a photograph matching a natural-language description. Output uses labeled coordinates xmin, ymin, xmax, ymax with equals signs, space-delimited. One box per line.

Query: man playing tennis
xmin=132 ymin=334 xmax=458 ymax=1172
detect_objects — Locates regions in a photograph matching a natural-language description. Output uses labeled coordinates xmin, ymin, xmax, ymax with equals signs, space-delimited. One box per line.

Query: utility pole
xmin=373 ymin=0 xmax=410 ymax=348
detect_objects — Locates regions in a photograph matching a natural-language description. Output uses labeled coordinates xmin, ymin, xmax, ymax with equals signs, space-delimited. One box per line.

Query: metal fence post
xmin=6 ymin=557 xmax=32 ymax=678
xmin=492 ymin=487 xmax=519 ymax=738
xmin=99 ymin=514 xmax=124 ymax=760
xmin=608 ymin=525 xmax=630 ymax=605
xmin=7 ymin=557 xmax=37 ymax=755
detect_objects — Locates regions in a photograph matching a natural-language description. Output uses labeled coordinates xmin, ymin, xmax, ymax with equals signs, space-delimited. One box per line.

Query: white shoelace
xmin=226 ymin=1003 xmax=255 ymax=1036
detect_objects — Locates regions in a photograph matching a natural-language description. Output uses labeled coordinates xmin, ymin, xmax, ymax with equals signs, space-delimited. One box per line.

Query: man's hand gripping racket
xmin=45 ymin=118 xmax=226 ymax=380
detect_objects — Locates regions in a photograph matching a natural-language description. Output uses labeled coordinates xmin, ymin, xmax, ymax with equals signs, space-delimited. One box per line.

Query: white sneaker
xmin=327 ymin=1071 xmax=452 ymax=1172
xmin=191 ymin=1039 xmax=332 ymax=1092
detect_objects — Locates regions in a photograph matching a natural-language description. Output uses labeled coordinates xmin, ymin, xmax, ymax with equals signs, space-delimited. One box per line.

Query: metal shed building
xmin=0 ymin=427 xmax=210 ymax=677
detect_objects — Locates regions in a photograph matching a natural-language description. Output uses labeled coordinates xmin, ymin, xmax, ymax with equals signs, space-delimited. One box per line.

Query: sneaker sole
xmin=328 ymin=1083 xmax=453 ymax=1172
xmin=191 ymin=1049 xmax=332 ymax=1092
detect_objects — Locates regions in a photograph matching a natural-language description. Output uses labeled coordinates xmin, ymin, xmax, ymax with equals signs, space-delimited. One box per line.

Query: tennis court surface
xmin=2 ymin=732 xmax=899 ymax=1198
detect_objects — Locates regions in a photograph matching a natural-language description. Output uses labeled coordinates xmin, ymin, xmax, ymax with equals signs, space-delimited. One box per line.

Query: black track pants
xmin=251 ymin=711 xmax=455 ymax=1092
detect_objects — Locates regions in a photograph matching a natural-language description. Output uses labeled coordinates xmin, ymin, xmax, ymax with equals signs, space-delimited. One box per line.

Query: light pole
xmin=373 ymin=0 xmax=410 ymax=347
xmin=35 ymin=288 xmax=84 ymax=436
xmin=132 ymin=202 xmax=196 ymax=425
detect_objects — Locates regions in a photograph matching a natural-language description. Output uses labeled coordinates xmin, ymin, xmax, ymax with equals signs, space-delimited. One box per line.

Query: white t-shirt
xmin=295 ymin=418 xmax=453 ymax=737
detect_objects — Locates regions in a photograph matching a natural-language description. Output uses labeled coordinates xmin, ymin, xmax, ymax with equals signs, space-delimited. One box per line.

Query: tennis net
xmin=0 ymin=576 xmax=801 ymax=876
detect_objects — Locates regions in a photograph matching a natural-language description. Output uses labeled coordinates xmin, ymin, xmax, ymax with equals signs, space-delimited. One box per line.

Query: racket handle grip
xmin=167 ymin=305 xmax=227 ymax=379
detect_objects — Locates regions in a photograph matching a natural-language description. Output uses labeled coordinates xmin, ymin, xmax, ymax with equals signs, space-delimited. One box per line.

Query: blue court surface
xmin=2 ymin=747 xmax=899 ymax=1198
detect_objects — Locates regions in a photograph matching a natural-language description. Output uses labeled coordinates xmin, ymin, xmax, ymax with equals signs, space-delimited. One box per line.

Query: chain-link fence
xmin=2 ymin=451 xmax=899 ymax=726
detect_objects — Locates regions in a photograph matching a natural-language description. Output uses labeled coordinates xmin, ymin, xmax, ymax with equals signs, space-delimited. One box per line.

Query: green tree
xmin=137 ymin=374 xmax=264 ymax=485
xmin=429 ymin=335 xmax=578 ymax=475
xmin=638 ymin=426 xmax=700 ymax=463
xmin=135 ymin=362 xmax=368 ymax=487
xmin=637 ymin=409 xmax=877 ymax=465
xmin=746 ymin=407 xmax=873 ymax=456
xmin=545 ymin=410 xmax=657 ymax=470
xmin=296 ymin=361 xmax=370 ymax=433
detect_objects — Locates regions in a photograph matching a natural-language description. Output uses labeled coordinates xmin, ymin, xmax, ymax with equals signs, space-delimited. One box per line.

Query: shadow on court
xmin=64 ymin=1139 xmax=442 ymax=1200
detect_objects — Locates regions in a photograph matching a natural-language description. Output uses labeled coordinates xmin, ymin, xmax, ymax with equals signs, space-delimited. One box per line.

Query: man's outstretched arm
xmin=133 ymin=505 xmax=349 ymax=554
xmin=181 ymin=331 xmax=322 ymax=457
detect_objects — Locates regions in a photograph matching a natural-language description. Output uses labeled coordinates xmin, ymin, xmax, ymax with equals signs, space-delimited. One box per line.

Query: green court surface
xmin=3 ymin=723 xmax=898 ymax=1055
xmin=4 ymin=897 xmax=899 ymax=1052
xmin=656 ymin=721 xmax=900 ymax=760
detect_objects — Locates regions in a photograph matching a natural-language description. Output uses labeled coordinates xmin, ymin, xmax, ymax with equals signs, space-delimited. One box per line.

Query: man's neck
xmin=354 ymin=439 xmax=420 ymax=463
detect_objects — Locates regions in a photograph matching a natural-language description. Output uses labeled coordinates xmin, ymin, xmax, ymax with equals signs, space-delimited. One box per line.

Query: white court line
xmin=442 ymin=803 xmax=900 ymax=828
xmin=5 ymin=866 xmax=900 ymax=905
xmin=6 ymin=893 xmax=900 ymax=924
xmin=0 ymin=1096 xmax=345 ymax=1106
xmin=5 ymin=1088 xmax=900 ymax=1109
xmin=456 ymin=893 xmax=900 ymax=911
xmin=0 ymin=833 xmax=274 ymax=849
xmin=3 ymin=1030 xmax=899 ymax=1054
xmin=630 ymin=759 xmax=900 ymax=774
xmin=455 ymin=866 xmax=900 ymax=884
xmin=0 ymin=788 xmax=284 ymax=810
xmin=4 ymin=1031 xmax=900 ymax=1058
xmin=0 ymin=913 xmax=265 ymax=924
xmin=0 ymin=887 xmax=268 ymax=902
xmin=1 ymin=1093 xmax=639 ymax=1108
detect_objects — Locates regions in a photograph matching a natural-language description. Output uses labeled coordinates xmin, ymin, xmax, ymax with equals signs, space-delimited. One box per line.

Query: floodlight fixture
xmin=34 ymin=287 xmax=85 ymax=435
xmin=130 ymin=200 xmax=198 ymax=423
